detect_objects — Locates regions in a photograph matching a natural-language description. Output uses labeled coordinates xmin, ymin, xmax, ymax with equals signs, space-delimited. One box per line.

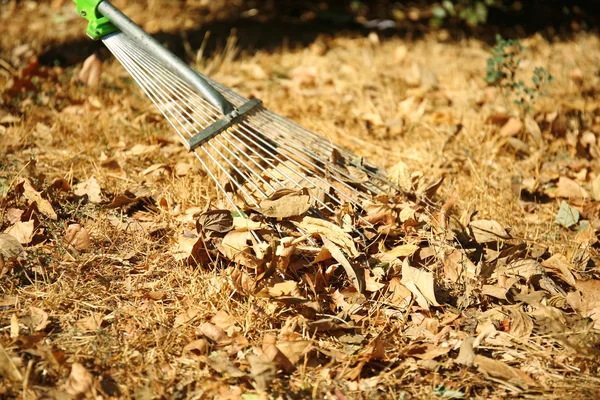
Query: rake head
xmin=77 ymin=0 xmax=400 ymax=222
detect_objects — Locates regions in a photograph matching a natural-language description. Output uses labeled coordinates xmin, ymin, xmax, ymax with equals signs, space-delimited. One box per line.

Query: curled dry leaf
xmin=30 ymin=306 xmax=50 ymax=331
xmin=469 ymin=219 xmax=512 ymax=243
xmin=386 ymin=277 xmax=412 ymax=309
xmin=18 ymin=179 xmax=57 ymax=220
xmin=196 ymin=322 xmax=228 ymax=343
xmin=566 ymin=280 xmax=600 ymax=329
xmin=268 ymin=281 xmax=302 ymax=297
xmin=64 ymin=223 xmax=91 ymax=251
xmin=247 ymin=354 xmax=277 ymax=392
xmin=78 ymin=53 xmax=102 ymax=87
xmin=294 ymin=216 xmax=359 ymax=258
xmin=321 ymin=236 xmax=365 ymax=293
xmin=64 ymin=362 xmax=94 ymax=396
xmin=259 ymin=188 xmax=312 ymax=218
xmin=182 ymin=338 xmax=210 ymax=358
xmin=4 ymin=221 xmax=34 ymax=245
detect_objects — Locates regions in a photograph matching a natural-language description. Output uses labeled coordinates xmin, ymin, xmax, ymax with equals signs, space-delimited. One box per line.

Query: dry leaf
xmin=19 ymin=179 xmax=57 ymax=220
xmin=30 ymin=306 xmax=50 ymax=331
xmin=555 ymin=176 xmax=589 ymax=199
xmin=541 ymin=254 xmax=577 ymax=287
xmin=469 ymin=219 xmax=512 ymax=243
xmin=499 ymin=117 xmax=523 ymax=137
xmin=64 ymin=223 xmax=91 ymax=251
xmin=386 ymin=278 xmax=412 ymax=308
xmin=74 ymin=176 xmax=102 ymax=203
xmin=382 ymin=243 xmax=419 ymax=260
xmin=566 ymin=280 xmax=600 ymax=329
xmin=64 ymin=362 xmax=94 ymax=395
xmin=182 ymin=338 xmax=210 ymax=358
xmin=276 ymin=340 xmax=311 ymax=365
xmin=321 ymin=236 xmax=365 ymax=293
xmin=10 ymin=313 xmax=19 ymax=338
xmin=247 ymin=354 xmax=277 ymax=391
xmin=173 ymin=308 xmax=199 ymax=328
xmin=268 ymin=281 xmax=301 ymax=297
xmin=443 ymin=248 xmax=478 ymax=282
xmin=474 ymin=355 xmax=537 ymax=389
xmin=387 ymin=160 xmax=412 ymax=192
xmin=78 ymin=53 xmax=102 ymax=87
xmin=4 ymin=221 xmax=34 ymax=244
xmin=401 ymin=259 xmax=440 ymax=309
xmin=524 ymin=115 xmax=542 ymax=144
xmin=0 ymin=343 xmax=23 ymax=382
xmin=0 ymin=233 xmax=25 ymax=261
xmin=591 ymin=175 xmax=600 ymax=201
xmin=196 ymin=210 xmax=233 ymax=234
xmin=295 ymin=216 xmax=359 ymax=257
xmin=259 ymin=188 xmax=312 ymax=218
xmin=455 ymin=337 xmax=475 ymax=366
xmin=75 ymin=313 xmax=103 ymax=331
xmin=196 ymin=322 xmax=227 ymax=343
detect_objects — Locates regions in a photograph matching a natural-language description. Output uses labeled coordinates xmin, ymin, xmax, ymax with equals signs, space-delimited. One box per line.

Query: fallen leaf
xmin=173 ymin=308 xmax=199 ymax=328
xmin=196 ymin=210 xmax=234 ymax=234
xmin=182 ymin=338 xmax=210 ymax=358
xmin=541 ymin=254 xmax=577 ymax=287
xmin=4 ymin=221 xmax=34 ymax=244
xmin=10 ymin=313 xmax=19 ymax=338
xmin=74 ymin=176 xmax=102 ymax=203
xmin=524 ymin=115 xmax=542 ymax=144
xmin=295 ymin=216 xmax=359 ymax=257
xmin=78 ymin=53 xmax=102 ymax=87
xmin=276 ymin=340 xmax=311 ymax=365
xmin=499 ymin=117 xmax=523 ymax=137
xmin=566 ymin=280 xmax=600 ymax=329
xmin=0 ymin=343 xmax=23 ymax=382
xmin=555 ymin=176 xmax=589 ymax=199
xmin=18 ymin=179 xmax=57 ymax=220
xmin=591 ymin=175 xmax=600 ymax=201
xmin=0 ymin=233 xmax=25 ymax=261
xmin=196 ymin=322 xmax=227 ymax=343
xmin=386 ymin=277 xmax=412 ymax=308
xmin=382 ymin=243 xmax=419 ymax=260
xmin=30 ymin=306 xmax=50 ymax=331
xmin=247 ymin=354 xmax=277 ymax=391
xmin=64 ymin=223 xmax=91 ymax=251
xmin=5 ymin=208 xmax=23 ymax=224
xmin=474 ymin=355 xmax=537 ymax=389
xmin=469 ymin=219 xmax=512 ymax=243
xmin=387 ymin=160 xmax=412 ymax=192
xmin=404 ymin=342 xmax=450 ymax=360
xmin=401 ymin=259 xmax=440 ymax=309
xmin=455 ymin=337 xmax=475 ymax=366
xmin=75 ymin=313 xmax=103 ymax=331
xmin=64 ymin=362 xmax=94 ymax=396
xmin=554 ymin=201 xmax=579 ymax=228
xmin=321 ymin=236 xmax=365 ymax=292
xmin=268 ymin=281 xmax=301 ymax=297
xmin=259 ymin=188 xmax=312 ymax=218
xmin=207 ymin=353 xmax=245 ymax=377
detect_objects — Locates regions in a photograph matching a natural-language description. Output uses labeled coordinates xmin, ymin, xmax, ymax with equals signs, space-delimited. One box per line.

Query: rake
xmin=74 ymin=0 xmax=399 ymax=222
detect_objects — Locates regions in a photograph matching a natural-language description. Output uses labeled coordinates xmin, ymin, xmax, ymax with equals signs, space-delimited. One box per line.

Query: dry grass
xmin=2 ymin=1 xmax=600 ymax=399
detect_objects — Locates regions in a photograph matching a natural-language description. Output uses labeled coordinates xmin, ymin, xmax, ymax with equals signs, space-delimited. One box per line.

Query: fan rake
xmin=74 ymin=0 xmax=400 ymax=229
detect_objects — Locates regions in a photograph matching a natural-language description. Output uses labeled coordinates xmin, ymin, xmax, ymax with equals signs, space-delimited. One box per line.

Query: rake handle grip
xmin=97 ymin=0 xmax=234 ymax=116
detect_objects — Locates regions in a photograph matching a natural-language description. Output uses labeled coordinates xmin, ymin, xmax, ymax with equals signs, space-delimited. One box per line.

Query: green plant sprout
xmin=485 ymin=35 xmax=554 ymax=117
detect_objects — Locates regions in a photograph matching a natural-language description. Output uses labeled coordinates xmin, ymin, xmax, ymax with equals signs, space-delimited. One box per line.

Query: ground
xmin=1 ymin=1 xmax=600 ymax=399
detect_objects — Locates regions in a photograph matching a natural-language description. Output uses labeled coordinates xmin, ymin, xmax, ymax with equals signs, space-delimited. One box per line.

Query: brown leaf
xmin=259 ymin=188 xmax=312 ymax=218
xmin=30 ymin=306 xmax=50 ymax=331
xmin=295 ymin=216 xmax=359 ymax=258
xmin=78 ymin=53 xmax=102 ymax=87
xmin=386 ymin=278 xmax=412 ymax=308
xmin=4 ymin=221 xmax=34 ymax=244
xmin=218 ymin=230 xmax=263 ymax=268
xmin=210 ymin=310 xmax=237 ymax=333
xmin=196 ymin=210 xmax=234 ymax=234
xmin=247 ymin=354 xmax=277 ymax=391
xmin=381 ymin=243 xmax=419 ymax=261
xmin=591 ymin=175 xmax=600 ymax=201
xmin=196 ymin=322 xmax=228 ymax=343
xmin=455 ymin=337 xmax=475 ymax=366
xmin=401 ymin=259 xmax=440 ymax=309
xmin=404 ymin=342 xmax=450 ymax=360
xmin=469 ymin=219 xmax=512 ymax=243
xmin=499 ymin=117 xmax=523 ymax=137
xmin=555 ymin=176 xmax=589 ymax=199
xmin=64 ymin=362 xmax=94 ymax=395
xmin=182 ymin=338 xmax=210 ymax=358
xmin=74 ymin=176 xmax=102 ymax=203
xmin=5 ymin=208 xmax=24 ymax=224
xmin=0 ymin=233 xmax=25 ymax=261
xmin=474 ymin=355 xmax=537 ymax=389
xmin=173 ymin=308 xmax=199 ymax=328
xmin=541 ymin=254 xmax=577 ymax=287
xmin=524 ymin=115 xmax=542 ymax=144
xmin=321 ymin=236 xmax=365 ymax=293
xmin=566 ymin=280 xmax=600 ymax=329
xmin=507 ymin=307 xmax=533 ymax=338
xmin=268 ymin=281 xmax=302 ymax=297
xmin=75 ymin=313 xmax=103 ymax=331
xmin=19 ymin=179 xmax=57 ymax=220
xmin=0 ymin=343 xmax=23 ymax=382
xmin=387 ymin=160 xmax=412 ymax=192
xmin=64 ymin=223 xmax=91 ymax=251
xmin=276 ymin=340 xmax=311 ymax=365
xmin=443 ymin=248 xmax=478 ymax=282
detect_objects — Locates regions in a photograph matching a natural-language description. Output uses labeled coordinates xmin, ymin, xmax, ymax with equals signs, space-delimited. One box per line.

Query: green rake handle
xmin=74 ymin=0 xmax=235 ymax=116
